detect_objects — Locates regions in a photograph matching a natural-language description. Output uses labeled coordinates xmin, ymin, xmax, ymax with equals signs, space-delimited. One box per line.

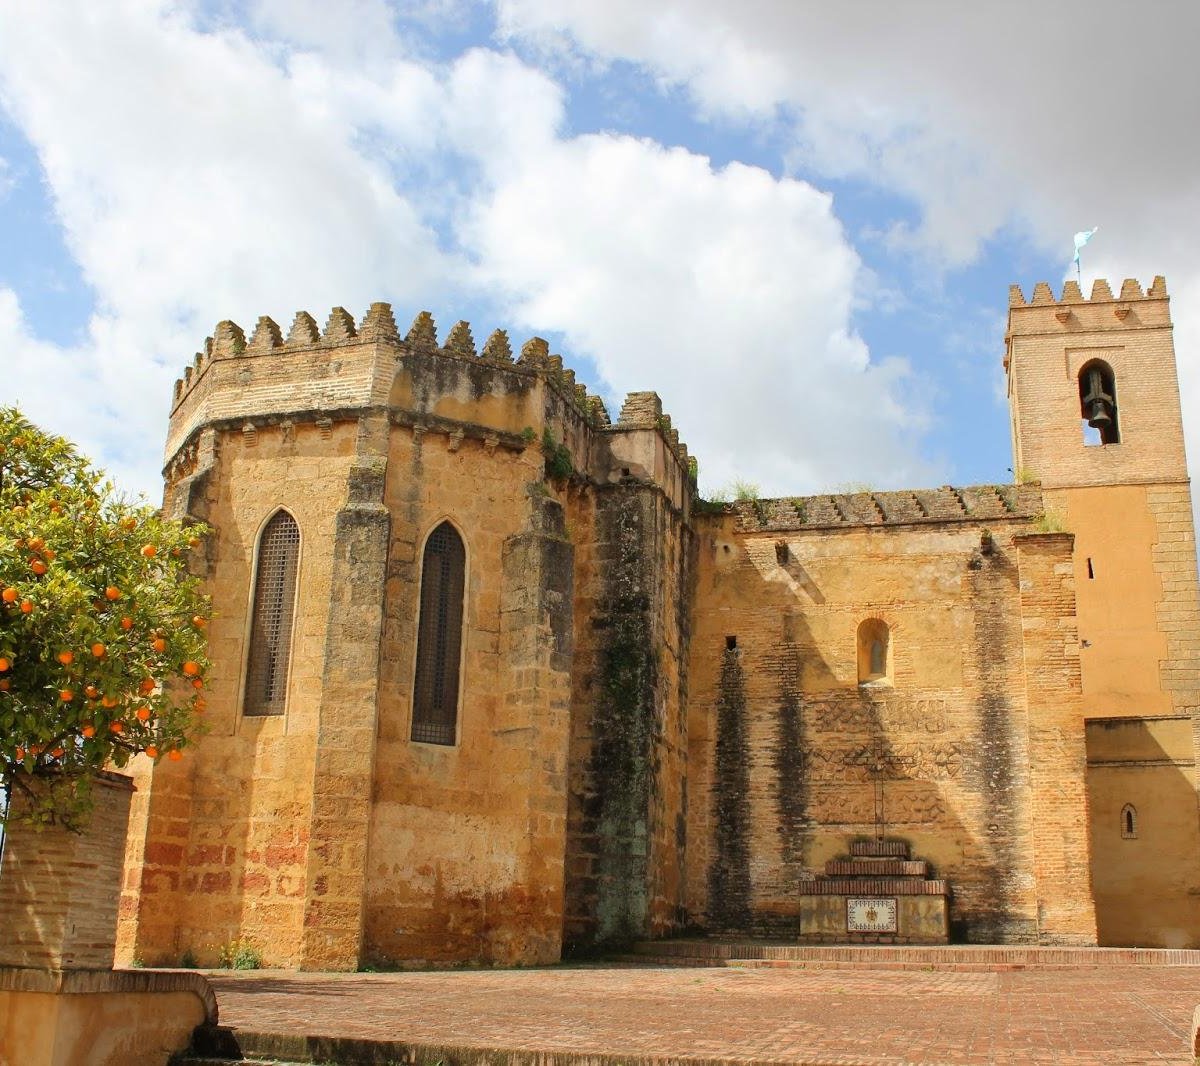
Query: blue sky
xmin=1 ymin=1 xmax=1198 ymax=499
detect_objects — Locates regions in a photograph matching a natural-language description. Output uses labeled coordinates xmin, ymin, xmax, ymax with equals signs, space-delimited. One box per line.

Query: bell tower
xmin=1006 ymin=275 xmax=1200 ymax=947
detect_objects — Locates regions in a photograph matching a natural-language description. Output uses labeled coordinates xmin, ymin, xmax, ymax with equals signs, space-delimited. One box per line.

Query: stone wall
xmin=685 ymin=493 xmax=1092 ymax=943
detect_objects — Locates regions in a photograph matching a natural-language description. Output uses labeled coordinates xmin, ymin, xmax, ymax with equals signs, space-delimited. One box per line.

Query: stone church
xmin=116 ymin=276 xmax=1200 ymax=969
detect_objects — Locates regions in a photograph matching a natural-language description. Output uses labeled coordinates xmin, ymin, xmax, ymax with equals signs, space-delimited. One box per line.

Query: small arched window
xmin=1121 ymin=803 xmax=1138 ymax=840
xmin=244 ymin=510 xmax=300 ymax=717
xmin=1079 ymin=360 xmax=1120 ymax=445
xmin=412 ymin=521 xmax=466 ymax=745
xmin=857 ymin=619 xmax=891 ymax=686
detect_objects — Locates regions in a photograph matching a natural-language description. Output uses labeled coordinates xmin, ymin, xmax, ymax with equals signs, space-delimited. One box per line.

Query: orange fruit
xmin=138 ymin=678 xmax=156 ymax=696
xmin=151 ymin=637 xmax=167 ymax=654
xmin=145 ymin=745 xmax=158 ymax=759
xmin=109 ymin=721 xmax=124 ymax=734
xmin=191 ymin=678 xmax=204 ymax=690
xmin=121 ymin=517 xmax=136 ymax=531
xmin=120 ymin=616 xmax=133 ymax=630
xmin=29 ymin=559 xmax=47 ymax=575
xmin=57 ymin=650 xmax=74 ymax=665
xmin=19 ymin=600 xmax=32 ymax=614
xmin=14 ymin=746 xmax=24 ymax=760
xmin=192 ymin=616 xmax=206 ymax=629
xmin=182 ymin=660 xmax=200 ymax=676
xmin=101 ymin=695 xmax=119 ymax=709
xmin=85 ymin=685 xmax=99 ymax=699
xmin=135 ymin=706 xmax=151 ymax=722
xmin=1 ymin=587 xmax=17 ymax=603
xmin=0 ymin=657 xmax=9 ymax=672
xmin=188 ymin=537 xmax=201 ymax=548
xmin=91 ymin=643 xmax=106 ymax=658
xmin=27 ymin=536 xmax=44 ymax=551
xmin=141 ymin=544 xmax=157 ymax=558
xmin=50 ymin=747 xmax=64 ymax=758
xmin=29 ymin=744 xmax=42 ymax=755
xmin=105 ymin=586 xmax=121 ymax=600
xmin=43 ymin=549 xmax=56 ymax=561
xmin=0 ymin=679 xmax=9 ymax=691
xmin=60 ymin=689 xmax=74 ymax=702
xmin=81 ymin=724 xmax=96 ymax=738
xmin=168 ymin=749 xmax=183 ymax=762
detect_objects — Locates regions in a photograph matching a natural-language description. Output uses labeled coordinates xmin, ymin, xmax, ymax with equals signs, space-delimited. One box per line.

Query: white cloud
xmin=0 ymin=0 xmax=452 ymax=493
xmin=460 ymin=119 xmax=932 ymax=493
xmin=496 ymin=0 xmax=1200 ymax=491
xmin=0 ymin=0 xmax=934 ymax=500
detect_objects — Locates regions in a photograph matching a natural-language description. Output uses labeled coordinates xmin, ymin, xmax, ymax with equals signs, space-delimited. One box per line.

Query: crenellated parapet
xmin=166 ymin=303 xmax=626 ymax=489
xmin=713 ymin=483 xmax=1043 ymax=534
xmin=1006 ymin=276 xmax=1170 ymax=352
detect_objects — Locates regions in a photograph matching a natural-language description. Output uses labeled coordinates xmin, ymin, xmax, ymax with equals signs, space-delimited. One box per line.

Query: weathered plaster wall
xmin=1086 ymin=716 xmax=1200 ymax=947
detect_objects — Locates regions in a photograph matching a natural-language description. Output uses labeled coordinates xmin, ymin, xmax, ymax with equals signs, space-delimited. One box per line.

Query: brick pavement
xmin=202 ymin=962 xmax=1200 ymax=1065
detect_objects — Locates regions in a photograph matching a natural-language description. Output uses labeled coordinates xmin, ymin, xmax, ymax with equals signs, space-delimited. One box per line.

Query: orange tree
xmin=0 ymin=407 xmax=209 ymax=828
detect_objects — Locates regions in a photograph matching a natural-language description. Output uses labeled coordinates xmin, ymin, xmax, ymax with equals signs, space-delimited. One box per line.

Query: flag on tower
xmin=1073 ymin=227 xmax=1099 ymax=279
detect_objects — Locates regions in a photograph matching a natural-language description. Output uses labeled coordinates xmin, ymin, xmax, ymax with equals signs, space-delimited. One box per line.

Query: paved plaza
xmin=204 ymin=961 xmax=1200 ymax=1065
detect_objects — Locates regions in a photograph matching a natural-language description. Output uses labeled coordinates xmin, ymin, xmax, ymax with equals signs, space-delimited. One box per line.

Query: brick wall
xmin=0 ymin=772 xmax=135 ymax=969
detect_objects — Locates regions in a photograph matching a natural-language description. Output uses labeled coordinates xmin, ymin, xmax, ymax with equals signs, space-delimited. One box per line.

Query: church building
xmin=116 ymin=276 xmax=1200 ymax=968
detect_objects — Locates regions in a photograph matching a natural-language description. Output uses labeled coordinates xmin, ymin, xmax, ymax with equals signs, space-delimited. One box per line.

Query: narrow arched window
xmin=1121 ymin=803 xmax=1137 ymax=839
xmin=1079 ymin=360 xmax=1120 ymax=445
xmin=857 ymin=619 xmax=891 ymax=685
xmin=244 ymin=510 xmax=300 ymax=716
xmin=412 ymin=521 xmax=466 ymax=745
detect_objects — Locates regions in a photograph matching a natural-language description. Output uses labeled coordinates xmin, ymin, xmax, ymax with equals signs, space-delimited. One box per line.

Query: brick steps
xmin=624 ymin=939 xmax=1200 ymax=970
xmin=171 ymin=1029 xmax=812 ymax=1066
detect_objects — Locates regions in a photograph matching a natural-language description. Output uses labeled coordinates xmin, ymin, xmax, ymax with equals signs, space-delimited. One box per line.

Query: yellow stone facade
xmin=116 ymin=278 xmax=1200 ymax=967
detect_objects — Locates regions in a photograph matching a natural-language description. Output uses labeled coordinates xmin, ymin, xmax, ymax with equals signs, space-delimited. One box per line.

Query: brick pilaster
xmin=1015 ymin=532 xmax=1097 ymax=944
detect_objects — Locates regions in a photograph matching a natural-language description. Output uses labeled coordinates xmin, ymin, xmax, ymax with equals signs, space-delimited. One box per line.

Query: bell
xmin=1081 ymin=368 xmax=1114 ymax=429
xmin=1086 ymin=401 xmax=1112 ymax=430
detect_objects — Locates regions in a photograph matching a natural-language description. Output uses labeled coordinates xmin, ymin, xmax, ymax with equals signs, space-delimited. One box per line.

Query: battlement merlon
xmin=704 ymin=483 xmax=1044 ymax=534
xmin=164 ymin=305 xmax=696 ymax=502
xmin=588 ymin=390 xmax=696 ymax=513
xmin=1005 ymin=276 xmax=1172 ymax=355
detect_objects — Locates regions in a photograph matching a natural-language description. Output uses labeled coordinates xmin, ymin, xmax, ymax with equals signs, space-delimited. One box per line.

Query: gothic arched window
xmin=1121 ymin=803 xmax=1138 ymax=840
xmin=1079 ymin=360 xmax=1120 ymax=445
xmin=857 ymin=619 xmax=891 ymax=686
xmin=411 ymin=521 xmax=466 ymax=745
xmin=244 ymin=510 xmax=300 ymax=717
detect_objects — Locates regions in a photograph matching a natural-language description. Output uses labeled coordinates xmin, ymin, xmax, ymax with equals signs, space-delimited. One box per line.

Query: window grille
xmin=412 ymin=522 xmax=466 ymax=745
xmin=244 ymin=511 xmax=300 ymax=716
xmin=1121 ymin=803 xmax=1138 ymax=840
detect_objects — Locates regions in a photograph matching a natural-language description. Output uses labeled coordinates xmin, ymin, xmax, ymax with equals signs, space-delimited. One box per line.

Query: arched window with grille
xmin=243 ymin=510 xmax=300 ymax=717
xmin=411 ymin=521 xmax=466 ymax=745
xmin=1121 ymin=803 xmax=1138 ymax=840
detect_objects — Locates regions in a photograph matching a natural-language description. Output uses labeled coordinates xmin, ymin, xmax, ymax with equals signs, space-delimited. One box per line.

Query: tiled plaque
xmin=847 ymin=897 xmax=898 ymax=933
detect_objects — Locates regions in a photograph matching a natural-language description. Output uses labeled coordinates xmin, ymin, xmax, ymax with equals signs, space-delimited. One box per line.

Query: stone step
xmin=824 ymin=859 xmax=929 ymax=878
xmin=850 ymin=839 xmax=909 ymax=859
xmin=627 ymin=939 xmax=1200 ymax=968
xmin=798 ymin=877 xmax=948 ymax=895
